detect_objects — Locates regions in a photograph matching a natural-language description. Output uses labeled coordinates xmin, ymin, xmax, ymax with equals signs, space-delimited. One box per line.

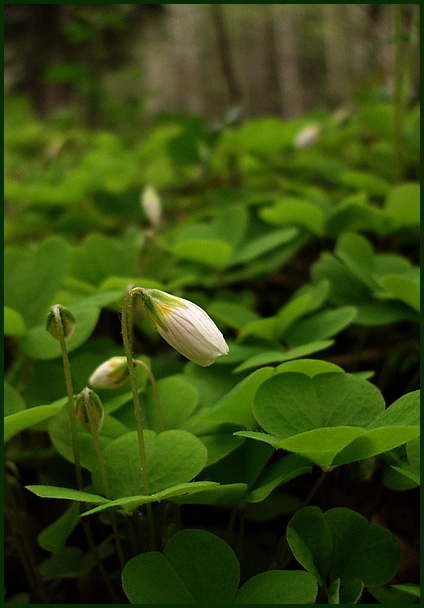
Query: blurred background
xmin=4 ymin=4 xmax=420 ymax=123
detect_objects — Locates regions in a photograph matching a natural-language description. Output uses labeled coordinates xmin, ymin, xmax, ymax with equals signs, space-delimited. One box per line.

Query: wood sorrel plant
xmin=18 ymin=285 xmax=418 ymax=604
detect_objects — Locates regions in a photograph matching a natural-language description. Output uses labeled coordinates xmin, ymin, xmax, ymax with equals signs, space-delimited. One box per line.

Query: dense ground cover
xmin=4 ymin=94 xmax=420 ymax=604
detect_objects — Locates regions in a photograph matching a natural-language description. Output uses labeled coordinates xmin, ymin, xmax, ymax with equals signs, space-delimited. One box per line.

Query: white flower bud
xmin=141 ymin=185 xmax=162 ymax=228
xmin=293 ymin=124 xmax=320 ymax=149
xmin=140 ymin=288 xmax=229 ymax=367
xmin=89 ymin=357 xmax=129 ymax=389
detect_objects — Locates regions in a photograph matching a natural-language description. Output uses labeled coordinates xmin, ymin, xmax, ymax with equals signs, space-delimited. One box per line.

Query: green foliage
xmin=5 ymin=93 xmax=419 ymax=603
xmin=287 ymin=506 xmax=401 ymax=599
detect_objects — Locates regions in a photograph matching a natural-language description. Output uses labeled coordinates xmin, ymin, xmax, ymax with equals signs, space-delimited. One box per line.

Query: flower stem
xmin=53 ymin=309 xmax=120 ymax=602
xmin=84 ymin=392 xmax=126 ymax=569
xmin=134 ymin=359 xmax=164 ymax=432
xmin=121 ymin=288 xmax=156 ymax=549
xmin=53 ymin=306 xmax=83 ymax=489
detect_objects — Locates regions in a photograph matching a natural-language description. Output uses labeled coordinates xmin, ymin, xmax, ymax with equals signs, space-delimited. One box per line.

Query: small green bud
xmin=76 ymin=388 xmax=104 ymax=433
xmin=89 ymin=356 xmax=130 ymax=389
xmin=46 ymin=305 xmax=76 ymax=341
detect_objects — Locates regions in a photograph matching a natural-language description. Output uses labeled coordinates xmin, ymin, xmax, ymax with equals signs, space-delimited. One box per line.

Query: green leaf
xmin=325 ymin=507 xmax=401 ymax=585
xmin=39 ymin=545 xmax=114 ymax=580
xmin=407 ymin=437 xmax=420 ymax=477
xmin=198 ymin=428 xmax=245 ymax=467
xmin=164 ymin=529 xmax=240 ymax=603
xmin=172 ymin=482 xmax=248 ymax=507
xmin=260 ymin=200 xmax=325 ymax=235
xmin=233 ymin=570 xmax=318 ymax=604
xmin=38 ymin=502 xmax=81 ymax=554
xmin=286 ymin=506 xmax=333 ymax=586
xmin=5 ymin=237 xmax=70 ymax=328
xmin=335 ymin=233 xmax=377 ymax=289
xmin=91 ymin=430 xmax=207 ymax=499
xmin=48 ymin=404 xmax=129 ymax=470
xmin=122 ymin=529 xmax=240 ymax=604
xmin=142 ymin=375 xmax=199 ymax=432
xmin=254 ymin=372 xmax=384 ymax=440
xmin=274 ymin=358 xmax=345 ymax=377
xmin=238 ymin=317 xmax=276 ymax=341
xmin=5 ymin=403 xmax=63 ymax=443
xmin=385 ymin=183 xmax=420 ymax=228
xmin=288 ymin=507 xmax=400 ymax=588
xmin=174 ymin=238 xmax=233 ymax=269
xmin=326 ymin=200 xmax=391 ymax=237
xmin=69 ymin=233 xmax=139 ymax=286
xmin=274 ymin=293 xmax=312 ymax=339
xmin=81 ymin=482 xmax=219 ymax=516
xmin=378 ymin=274 xmax=420 ymax=311
xmin=4 ymin=307 xmax=26 ymax=337
xmin=122 ymin=552 xmax=196 ymax=604
xmin=25 ymin=485 xmax=109 ymax=504
xmin=338 ymin=170 xmax=390 ymax=196
xmin=202 ymin=367 xmax=274 ymax=428
xmin=252 ymin=372 xmax=385 ymax=467
xmin=19 ymin=291 xmax=122 ymax=359
xmin=311 ymin=252 xmax=371 ymax=307
xmin=246 ymin=453 xmax=312 ymax=503
xmin=230 ymin=228 xmax=298 ymax=266
xmin=206 ymin=301 xmax=259 ymax=331
xmin=233 ymin=340 xmax=334 ymax=373
xmin=368 ymin=583 xmax=420 ymax=604
xmin=212 ymin=205 xmax=249 ymax=248
xmin=327 ymin=578 xmax=340 ymax=604
xmin=284 ymin=306 xmax=357 ymax=346
xmin=333 ymin=390 xmax=420 ymax=465
xmin=4 ymin=382 xmax=26 ymax=417
xmin=339 ymin=579 xmax=364 ymax=604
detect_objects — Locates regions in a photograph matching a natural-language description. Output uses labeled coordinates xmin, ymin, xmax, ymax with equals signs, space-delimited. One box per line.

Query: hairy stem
xmin=53 ymin=309 xmax=120 ymax=601
xmin=85 ymin=392 xmax=126 ymax=569
xmin=134 ymin=359 xmax=164 ymax=432
xmin=121 ymin=288 xmax=156 ymax=550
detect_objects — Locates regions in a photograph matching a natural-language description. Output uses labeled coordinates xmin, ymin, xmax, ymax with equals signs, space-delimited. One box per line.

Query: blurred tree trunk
xmin=322 ymin=4 xmax=350 ymax=103
xmin=165 ymin=4 xmax=205 ymax=114
xmin=346 ymin=5 xmax=372 ymax=83
xmin=270 ymin=4 xmax=304 ymax=117
xmin=25 ymin=4 xmax=73 ymax=117
xmin=210 ymin=4 xmax=242 ymax=106
xmin=374 ymin=4 xmax=395 ymax=93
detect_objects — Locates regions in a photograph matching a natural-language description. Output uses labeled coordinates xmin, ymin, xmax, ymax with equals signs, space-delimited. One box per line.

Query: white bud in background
xmin=141 ymin=185 xmax=162 ymax=229
xmin=293 ymin=124 xmax=320 ymax=149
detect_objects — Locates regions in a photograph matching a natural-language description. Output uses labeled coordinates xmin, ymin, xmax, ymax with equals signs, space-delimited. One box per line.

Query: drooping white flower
xmin=89 ymin=357 xmax=129 ymax=389
xmin=140 ymin=288 xmax=229 ymax=367
xmin=141 ymin=185 xmax=162 ymax=228
xmin=293 ymin=124 xmax=320 ymax=149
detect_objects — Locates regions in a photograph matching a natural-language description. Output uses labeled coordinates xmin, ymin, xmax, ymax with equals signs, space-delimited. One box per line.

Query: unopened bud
xmin=141 ymin=185 xmax=162 ymax=228
xmin=140 ymin=288 xmax=229 ymax=367
xmin=46 ymin=305 xmax=76 ymax=341
xmin=76 ymin=388 xmax=104 ymax=433
xmin=89 ymin=357 xmax=130 ymax=389
xmin=293 ymin=124 xmax=320 ymax=149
